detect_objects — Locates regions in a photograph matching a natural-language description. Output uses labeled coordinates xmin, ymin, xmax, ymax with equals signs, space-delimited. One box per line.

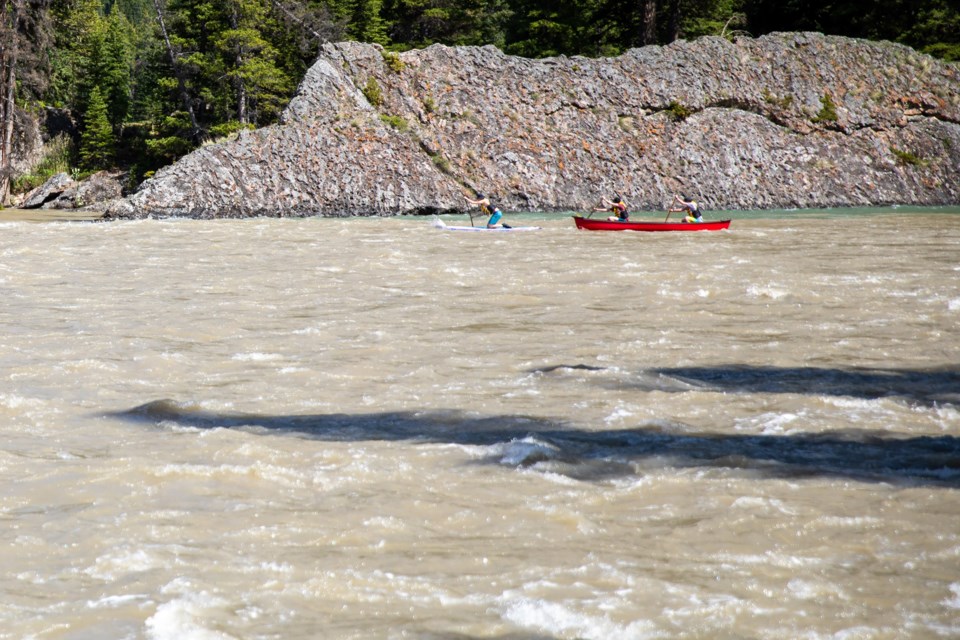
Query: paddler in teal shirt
xmin=465 ymin=192 xmax=510 ymax=228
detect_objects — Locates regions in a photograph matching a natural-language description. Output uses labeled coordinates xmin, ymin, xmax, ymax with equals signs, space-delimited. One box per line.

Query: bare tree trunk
xmin=151 ymin=0 xmax=203 ymax=142
xmin=667 ymin=0 xmax=681 ymax=43
xmin=638 ymin=0 xmax=657 ymax=46
xmin=0 ymin=0 xmax=19 ymax=206
xmin=264 ymin=0 xmax=326 ymax=44
xmin=229 ymin=2 xmax=248 ymax=125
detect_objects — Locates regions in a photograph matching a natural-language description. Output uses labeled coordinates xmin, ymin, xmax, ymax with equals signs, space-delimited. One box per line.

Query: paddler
xmin=464 ymin=192 xmax=510 ymax=228
xmin=669 ymin=194 xmax=703 ymax=223
xmin=594 ymin=194 xmax=628 ymax=221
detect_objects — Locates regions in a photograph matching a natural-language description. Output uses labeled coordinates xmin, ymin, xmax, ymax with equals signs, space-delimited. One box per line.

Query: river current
xmin=1 ymin=209 xmax=958 ymax=639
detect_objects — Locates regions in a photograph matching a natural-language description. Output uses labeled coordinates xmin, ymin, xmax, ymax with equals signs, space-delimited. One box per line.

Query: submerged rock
xmin=106 ymin=33 xmax=960 ymax=219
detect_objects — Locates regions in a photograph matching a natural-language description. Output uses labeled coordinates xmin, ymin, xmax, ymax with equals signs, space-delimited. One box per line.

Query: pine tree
xmin=100 ymin=7 xmax=132 ymax=128
xmin=216 ymin=0 xmax=294 ymax=128
xmin=351 ymin=0 xmax=388 ymax=45
xmin=78 ymin=85 xmax=114 ymax=171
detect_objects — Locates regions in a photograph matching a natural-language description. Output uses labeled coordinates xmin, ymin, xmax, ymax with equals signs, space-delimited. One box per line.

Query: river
xmin=1 ymin=208 xmax=958 ymax=639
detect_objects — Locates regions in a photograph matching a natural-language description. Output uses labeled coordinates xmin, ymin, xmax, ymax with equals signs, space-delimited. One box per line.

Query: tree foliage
xmin=78 ymin=84 xmax=114 ymax=170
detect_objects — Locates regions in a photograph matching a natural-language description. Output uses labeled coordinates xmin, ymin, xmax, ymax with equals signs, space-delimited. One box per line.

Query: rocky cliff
xmin=105 ymin=32 xmax=960 ymax=218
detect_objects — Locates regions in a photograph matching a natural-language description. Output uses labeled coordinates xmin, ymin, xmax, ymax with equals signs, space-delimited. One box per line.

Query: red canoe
xmin=573 ymin=216 xmax=731 ymax=232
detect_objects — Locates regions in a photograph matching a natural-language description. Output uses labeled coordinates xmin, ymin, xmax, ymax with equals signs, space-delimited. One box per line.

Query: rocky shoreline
xmin=43 ymin=33 xmax=960 ymax=218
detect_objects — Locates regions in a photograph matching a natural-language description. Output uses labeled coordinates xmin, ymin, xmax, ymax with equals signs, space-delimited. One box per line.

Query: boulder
xmin=21 ymin=172 xmax=75 ymax=209
xmin=46 ymin=171 xmax=124 ymax=210
xmin=106 ymin=33 xmax=960 ymax=219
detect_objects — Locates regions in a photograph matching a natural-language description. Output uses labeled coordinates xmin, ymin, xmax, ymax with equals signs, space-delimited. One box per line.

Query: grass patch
xmin=431 ymin=153 xmax=451 ymax=174
xmin=812 ymin=93 xmax=838 ymax=123
xmin=762 ymin=89 xmax=794 ymax=109
xmin=379 ymin=114 xmax=408 ymax=131
xmin=891 ymin=147 xmax=927 ymax=167
xmin=363 ymin=77 xmax=383 ymax=107
xmin=382 ymin=51 xmax=405 ymax=73
xmin=665 ymin=101 xmax=693 ymax=121
xmin=11 ymin=134 xmax=74 ymax=194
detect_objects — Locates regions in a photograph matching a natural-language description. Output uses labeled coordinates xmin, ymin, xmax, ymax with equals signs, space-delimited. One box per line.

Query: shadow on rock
xmin=107 ymin=400 xmax=960 ymax=487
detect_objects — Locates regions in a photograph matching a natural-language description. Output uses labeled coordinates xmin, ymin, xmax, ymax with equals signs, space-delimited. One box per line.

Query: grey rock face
xmin=21 ymin=172 xmax=75 ymax=208
xmin=106 ymin=33 xmax=960 ymax=218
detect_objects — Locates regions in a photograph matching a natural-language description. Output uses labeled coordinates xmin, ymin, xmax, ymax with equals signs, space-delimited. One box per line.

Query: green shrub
xmin=210 ymin=121 xmax=255 ymax=140
xmin=891 ymin=147 xmax=926 ymax=167
xmin=813 ymin=93 xmax=838 ymax=123
xmin=422 ymin=95 xmax=436 ymax=114
xmin=763 ymin=89 xmax=794 ymax=109
xmin=363 ymin=77 xmax=383 ymax=107
xmin=431 ymin=153 xmax=451 ymax=174
xmin=379 ymin=114 xmax=408 ymax=131
xmin=11 ymin=134 xmax=73 ymax=194
xmin=665 ymin=100 xmax=693 ymax=121
xmin=382 ymin=51 xmax=405 ymax=73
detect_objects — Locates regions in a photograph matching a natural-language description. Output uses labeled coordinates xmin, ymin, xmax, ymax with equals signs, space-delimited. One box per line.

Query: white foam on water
xmin=787 ymin=578 xmax=847 ymax=601
xmin=817 ymin=515 xmax=883 ymax=528
xmin=948 ymin=297 xmax=960 ymax=312
xmin=822 ymin=396 xmax=889 ymax=411
xmin=926 ymin=622 xmax=960 ymax=638
xmin=230 ymin=352 xmax=282 ymax=362
xmin=0 ymin=393 xmax=43 ymax=410
xmin=826 ymin=626 xmax=886 ymax=639
xmin=604 ymin=405 xmax=636 ymax=425
xmin=85 ymin=548 xmax=167 ymax=580
xmin=662 ymin=592 xmax=754 ymax=630
xmin=87 ymin=594 xmax=149 ymax=609
xmin=146 ymin=579 xmax=236 ymax=640
xmin=152 ymin=461 xmax=308 ymax=489
xmin=731 ymin=496 xmax=798 ymax=516
xmin=278 ymin=366 xmax=309 ymax=374
xmin=497 ymin=437 xmax=562 ymax=466
xmin=734 ymin=411 xmax=801 ymax=434
xmin=746 ymin=284 xmax=789 ymax=299
xmin=713 ymin=551 xmax=826 ymax=569
xmin=944 ymin=583 xmax=960 ymax=609
xmin=498 ymin=595 xmax=666 ymax=640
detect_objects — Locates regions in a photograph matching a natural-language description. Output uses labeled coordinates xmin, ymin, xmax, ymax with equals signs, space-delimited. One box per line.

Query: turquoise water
xmin=3 ymin=205 xmax=958 ymax=224
xmin=434 ymin=205 xmax=960 ymax=224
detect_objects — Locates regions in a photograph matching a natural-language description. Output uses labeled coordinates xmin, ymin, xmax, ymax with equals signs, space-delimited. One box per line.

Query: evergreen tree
xmin=904 ymin=1 xmax=960 ymax=61
xmin=742 ymin=0 xmax=960 ymax=60
xmin=161 ymin=0 xmax=298 ymax=131
xmin=217 ymin=0 xmax=294 ymax=128
xmin=383 ymin=0 xmax=510 ymax=49
xmin=99 ymin=7 xmax=133 ymax=128
xmin=504 ymin=1 xmax=578 ymax=57
xmin=78 ymin=85 xmax=114 ymax=171
xmin=350 ymin=0 xmax=388 ymax=44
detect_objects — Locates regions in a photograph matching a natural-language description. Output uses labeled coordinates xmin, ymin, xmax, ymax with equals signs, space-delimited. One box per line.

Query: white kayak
xmin=432 ymin=217 xmax=541 ymax=232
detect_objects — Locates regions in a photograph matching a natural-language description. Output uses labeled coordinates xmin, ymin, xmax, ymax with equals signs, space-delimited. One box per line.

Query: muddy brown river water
xmin=1 ymin=209 xmax=958 ymax=639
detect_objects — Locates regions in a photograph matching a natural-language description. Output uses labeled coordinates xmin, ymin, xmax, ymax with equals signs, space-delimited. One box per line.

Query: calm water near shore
xmin=1 ymin=207 xmax=958 ymax=639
